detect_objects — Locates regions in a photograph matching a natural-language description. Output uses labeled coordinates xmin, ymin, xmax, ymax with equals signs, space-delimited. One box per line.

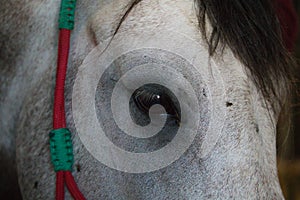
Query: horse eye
xmin=129 ymin=83 xmax=181 ymax=128
xmin=72 ymin=28 xmax=221 ymax=172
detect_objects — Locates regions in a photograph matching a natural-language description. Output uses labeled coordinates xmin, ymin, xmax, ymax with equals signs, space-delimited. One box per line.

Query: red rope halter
xmin=52 ymin=0 xmax=86 ymax=197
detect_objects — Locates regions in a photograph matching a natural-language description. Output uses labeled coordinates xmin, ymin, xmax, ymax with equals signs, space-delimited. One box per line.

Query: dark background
xmin=278 ymin=1 xmax=300 ymax=199
xmin=293 ymin=0 xmax=300 ymax=159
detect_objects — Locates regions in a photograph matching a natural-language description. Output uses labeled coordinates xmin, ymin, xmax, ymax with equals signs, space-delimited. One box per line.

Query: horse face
xmin=1 ymin=0 xmax=283 ymax=199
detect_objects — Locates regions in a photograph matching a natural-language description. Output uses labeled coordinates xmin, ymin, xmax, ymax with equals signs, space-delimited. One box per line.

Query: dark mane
xmin=195 ymin=0 xmax=295 ymax=106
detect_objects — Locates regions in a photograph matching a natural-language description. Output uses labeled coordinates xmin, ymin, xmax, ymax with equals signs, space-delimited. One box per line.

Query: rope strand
xmin=56 ymin=172 xmax=65 ymax=200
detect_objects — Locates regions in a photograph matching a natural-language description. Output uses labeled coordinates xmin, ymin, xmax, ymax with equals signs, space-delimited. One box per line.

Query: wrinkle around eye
xmin=86 ymin=0 xmax=138 ymax=46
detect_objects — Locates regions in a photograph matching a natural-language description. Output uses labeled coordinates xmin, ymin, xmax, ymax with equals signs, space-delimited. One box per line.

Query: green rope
xmin=49 ymin=128 xmax=74 ymax=171
xmin=59 ymin=0 xmax=77 ymax=30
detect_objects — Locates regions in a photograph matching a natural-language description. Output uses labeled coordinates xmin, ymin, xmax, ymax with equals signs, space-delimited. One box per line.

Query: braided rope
xmin=50 ymin=0 xmax=86 ymax=199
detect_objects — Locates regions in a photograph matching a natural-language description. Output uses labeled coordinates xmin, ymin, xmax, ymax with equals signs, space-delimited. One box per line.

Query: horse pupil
xmin=129 ymin=84 xmax=181 ymax=127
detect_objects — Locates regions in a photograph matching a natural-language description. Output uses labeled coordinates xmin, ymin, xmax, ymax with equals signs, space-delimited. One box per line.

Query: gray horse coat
xmin=0 ymin=0 xmax=284 ymax=199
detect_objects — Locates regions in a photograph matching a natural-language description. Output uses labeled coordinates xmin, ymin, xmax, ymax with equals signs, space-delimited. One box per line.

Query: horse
xmin=0 ymin=0 xmax=294 ymax=199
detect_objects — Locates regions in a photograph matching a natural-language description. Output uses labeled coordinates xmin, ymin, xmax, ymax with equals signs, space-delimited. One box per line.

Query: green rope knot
xmin=49 ymin=128 xmax=74 ymax=171
xmin=59 ymin=0 xmax=77 ymax=30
